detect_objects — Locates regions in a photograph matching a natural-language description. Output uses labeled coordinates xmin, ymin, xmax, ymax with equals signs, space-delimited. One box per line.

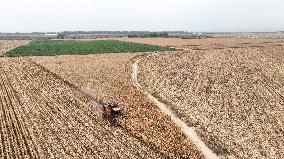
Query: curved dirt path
xmin=132 ymin=53 xmax=218 ymax=159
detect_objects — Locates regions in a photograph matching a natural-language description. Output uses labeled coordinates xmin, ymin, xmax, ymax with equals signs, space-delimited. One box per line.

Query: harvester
xmin=101 ymin=101 xmax=126 ymax=126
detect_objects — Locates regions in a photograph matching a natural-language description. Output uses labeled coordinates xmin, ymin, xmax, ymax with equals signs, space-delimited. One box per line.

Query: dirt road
xmin=132 ymin=55 xmax=218 ymax=159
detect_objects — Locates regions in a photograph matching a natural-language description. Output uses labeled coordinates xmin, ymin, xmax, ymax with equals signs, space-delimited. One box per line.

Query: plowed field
xmin=0 ymin=57 xmax=167 ymax=158
xmin=32 ymin=53 xmax=204 ymax=158
xmin=5 ymin=38 xmax=283 ymax=158
xmin=137 ymin=46 xmax=284 ymax=158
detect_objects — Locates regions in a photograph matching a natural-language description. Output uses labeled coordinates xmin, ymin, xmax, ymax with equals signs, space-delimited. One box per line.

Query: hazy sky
xmin=1 ymin=0 xmax=284 ymax=32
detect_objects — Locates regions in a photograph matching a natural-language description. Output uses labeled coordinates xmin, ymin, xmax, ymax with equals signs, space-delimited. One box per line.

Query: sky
xmin=0 ymin=0 xmax=284 ymax=32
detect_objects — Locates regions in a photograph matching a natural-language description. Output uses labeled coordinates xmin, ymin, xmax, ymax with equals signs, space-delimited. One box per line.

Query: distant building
xmin=44 ymin=33 xmax=58 ymax=36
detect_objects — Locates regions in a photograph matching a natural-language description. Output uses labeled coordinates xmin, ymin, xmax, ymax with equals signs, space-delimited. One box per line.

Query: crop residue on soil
xmin=32 ymin=53 xmax=204 ymax=158
xmin=138 ymin=46 xmax=284 ymax=158
xmin=0 ymin=57 xmax=165 ymax=158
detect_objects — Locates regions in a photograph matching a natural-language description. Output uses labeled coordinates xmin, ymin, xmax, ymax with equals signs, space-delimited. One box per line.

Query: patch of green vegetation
xmin=6 ymin=40 xmax=175 ymax=57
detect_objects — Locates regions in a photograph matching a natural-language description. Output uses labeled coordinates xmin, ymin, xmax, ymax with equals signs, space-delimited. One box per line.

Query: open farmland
xmin=32 ymin=53 xmax=204 ymax=158
xmin=137 ymin=46 xmax=284 ymax=158
xmin=118 ymin=37 xmax=284 ymax=50
xmin=0 ymin=40 xmax=30 ymax=55
xmin=0 ymin=57 xmax=175 ymax=158
xmin=1 ymin=39 xmax=204 ymax=158
xmin=2 ymin=37 xmax=284 ymax=158
xmin=6 ymin=40 xmax=174 ymax=57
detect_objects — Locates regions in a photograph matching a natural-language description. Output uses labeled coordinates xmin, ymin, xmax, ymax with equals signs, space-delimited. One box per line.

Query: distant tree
xmin=163 ymin=32 xmax=169 ymax=37
xmin=57 ymin=32 xmax=65 ymax=39
xmin=128 ymin=34 xmax=139 ymax=38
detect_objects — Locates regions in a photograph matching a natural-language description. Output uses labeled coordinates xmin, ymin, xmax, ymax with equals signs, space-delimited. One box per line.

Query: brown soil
xmin=138 ymin=46 xmax=284 ymax=158
xmin=0 ymin=57 xmax=166 ymax=158
xmin=32 ymin=53 xmax=204 ymax=158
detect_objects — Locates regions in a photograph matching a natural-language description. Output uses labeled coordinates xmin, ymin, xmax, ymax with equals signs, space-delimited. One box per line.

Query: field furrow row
xmin=0 ymin=63 xmax=38 ymax=158
xmin=0 ymin=57 xmax=164 ymax=158
xmin=5 ymin=59 xmax=115 ymax=158
xmin=17 ymin=60 xmax=128 ymax=157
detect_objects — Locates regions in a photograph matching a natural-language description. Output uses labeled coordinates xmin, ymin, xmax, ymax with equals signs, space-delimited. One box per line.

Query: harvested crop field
xmin=118 ymin=37 xmax=284 ymax=50
xmin=0 ymin=57 xmax=170 ymax=158
xmin=137 ymin=46 xmax=284 ymax=158
xmin=3 ymin=37 xmax=284 ymax=158
xmin=32 ymin=53 xmax=204 ymax=158
xmin=0 ymin=40 xmax=30 ymax=55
